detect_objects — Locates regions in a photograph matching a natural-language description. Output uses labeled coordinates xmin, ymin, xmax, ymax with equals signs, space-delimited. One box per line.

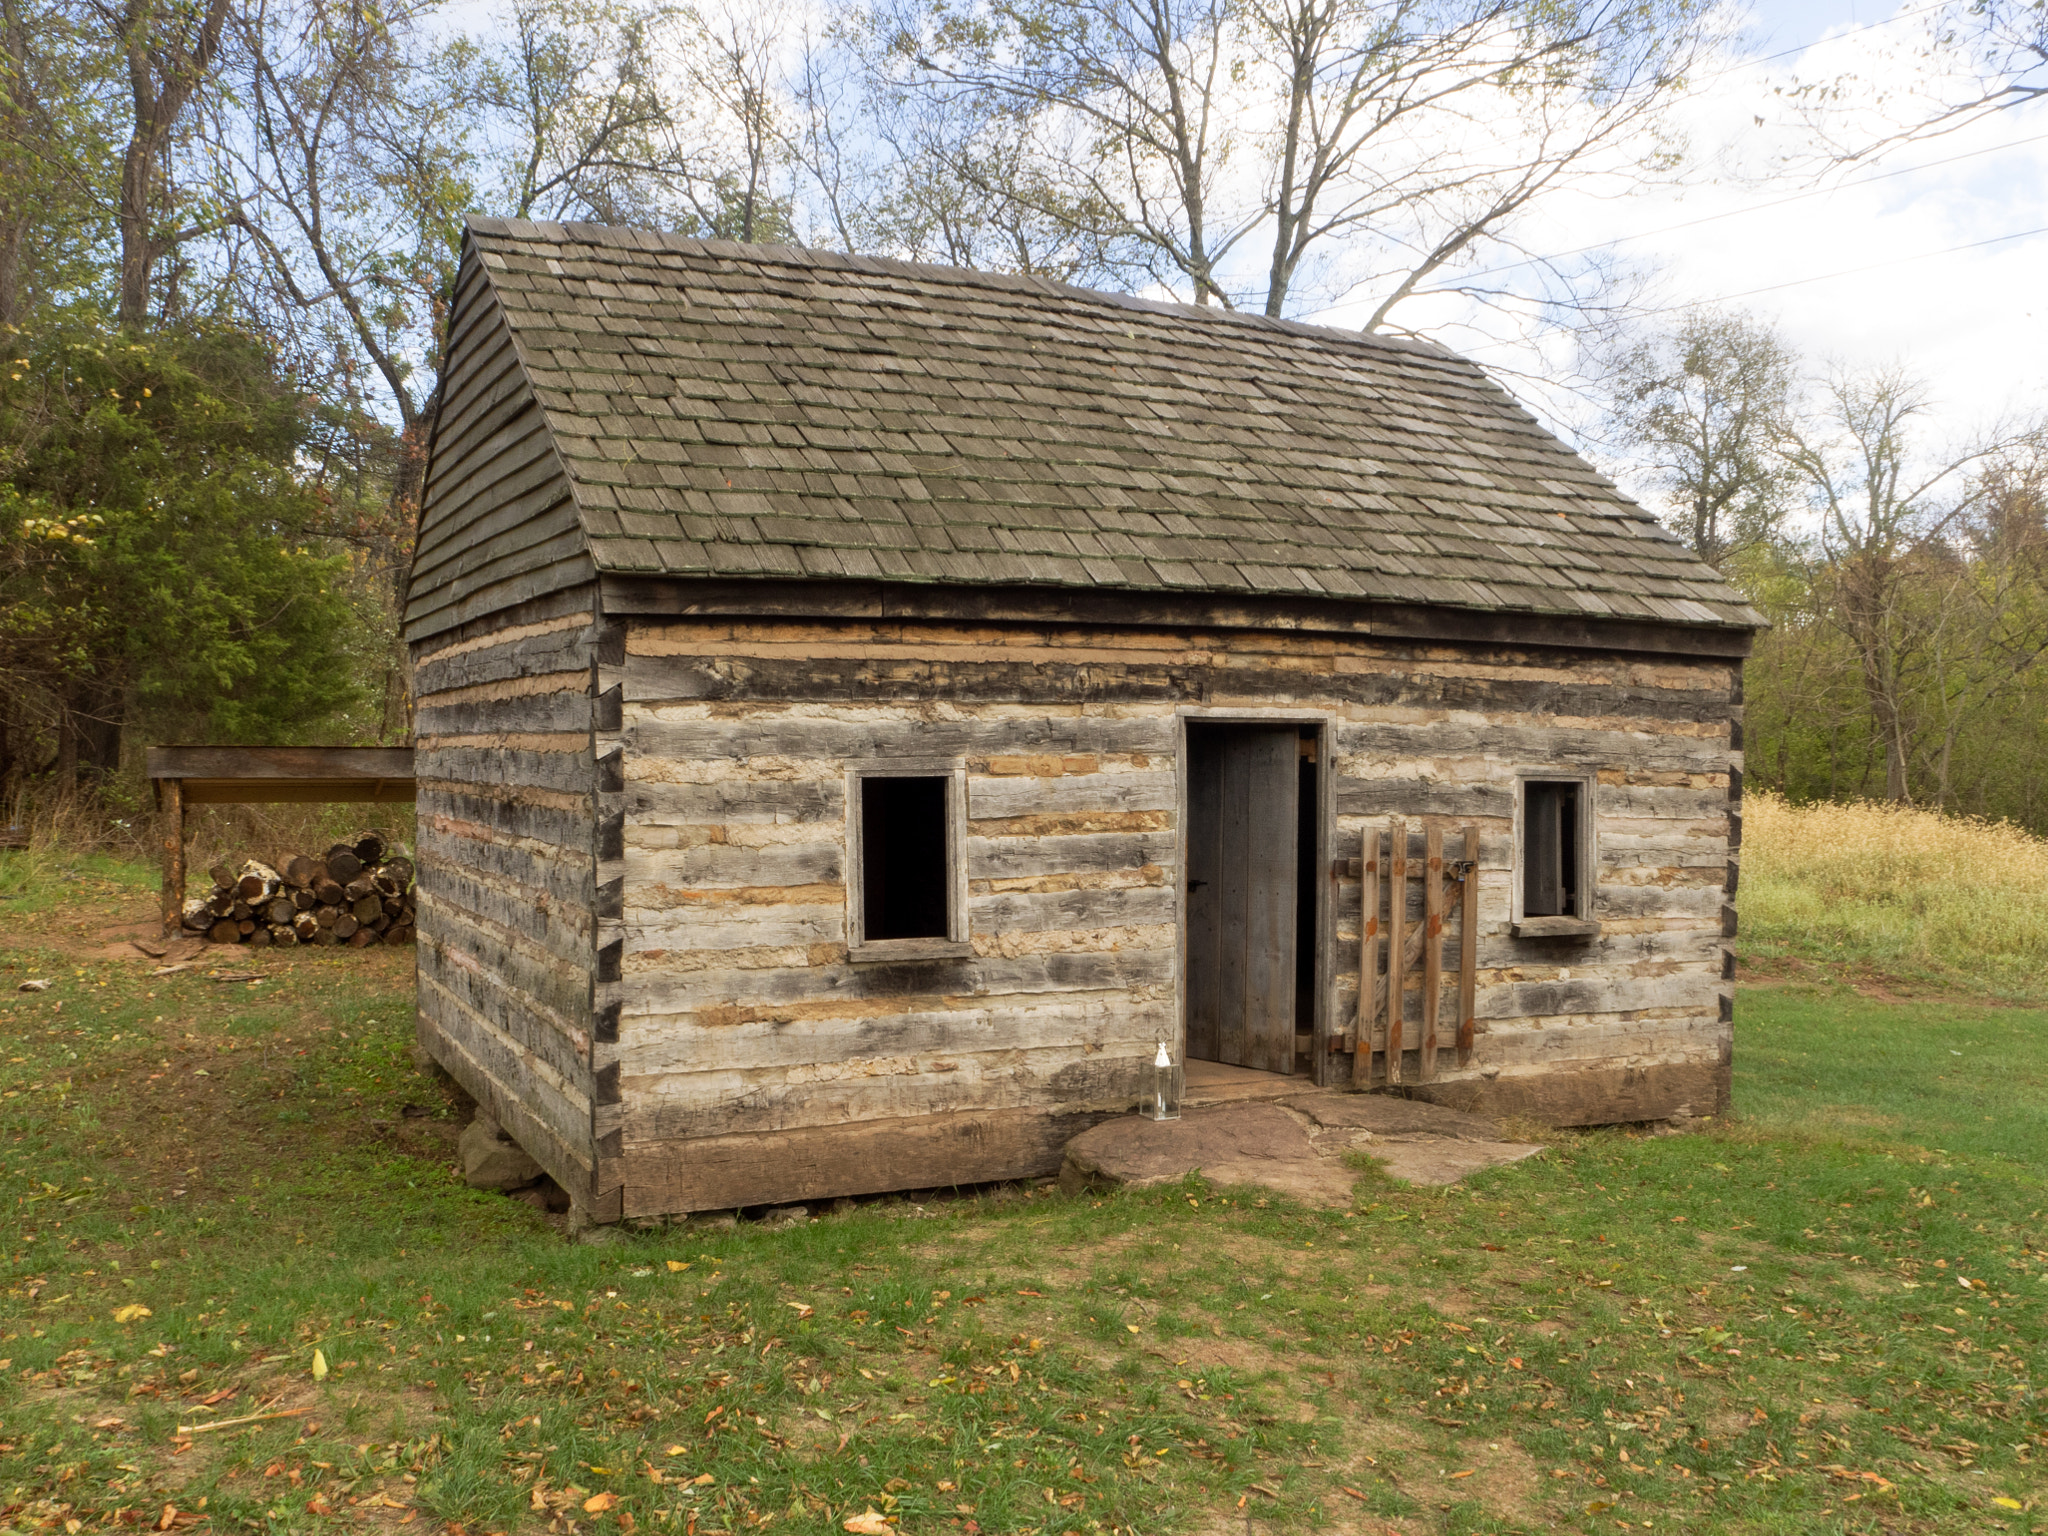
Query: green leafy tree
xmin=0 ymin=320 xmax=366 ymax=793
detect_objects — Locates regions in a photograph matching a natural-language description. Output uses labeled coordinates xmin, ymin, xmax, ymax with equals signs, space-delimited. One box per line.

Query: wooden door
xmin=1185 ymin=727 xmax=1300 ymax=1074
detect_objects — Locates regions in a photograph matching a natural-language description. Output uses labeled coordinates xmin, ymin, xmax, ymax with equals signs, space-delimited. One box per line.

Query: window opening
xmin=860 ymin=775 xmax=950 ymax=940
xmin=1522 ymin=779 xmax=1582 ymax=918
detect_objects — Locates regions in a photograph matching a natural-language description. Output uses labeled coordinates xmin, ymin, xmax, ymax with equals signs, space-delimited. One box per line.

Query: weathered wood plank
xmin=1457 ymin=826 xmax=1478 ymax=1068
xmin=418 ymin=976 xmax=595 ymax=1188
xmin=626 ymin=714 xmax=1178 ymax=763
xmin=966 ymin=882 xmax=1176 ymax=936
xmin=420 ymin=895 xmax=596 ymax=1024
xmin=1421 ymin=823 xmax=1443 ymax=1081
xmin=414 ymin=688 xmax=595 ymax=739
xmin=159 ymin=777 xmax=184 ymax=936
xmin=417 ymin=937 xmax=594 ymax=1092
xmin=415 ymin=744 xmax=595 ymax=797
xmin=1386 ymin=817 xmax=1406 ymax=1084
xmin=419 ymin=785 xmax=593 ymax=853
xmin=966 ymin=770 xmax=1177 ymax=820
xmin=417 ymin=816 xmax=596 ymax=906
xmin=965 ymin=831 xmax=1174 ymax=882
xmin=623 ymin=1042 xmax=1154 ymax=1141
xmin=623 ymin=841 xmax=843 ymax=888
xmin=417 ymin=861 xmax=595 ymax=964
xmin=617 ymin=1104 xmax=1122 ymax=1217
xmin=146 ymin=746 xmax=414 ymax=781
xmin=613 ymin=994 xmax=1171 ymax=1077
xmin=625 ymin=778 xmax=846 ymax=826
xmin=412 ymin=621 xmax=595 ymax=694
xmin=618 ymin=948 xmax=1175 ymax=1015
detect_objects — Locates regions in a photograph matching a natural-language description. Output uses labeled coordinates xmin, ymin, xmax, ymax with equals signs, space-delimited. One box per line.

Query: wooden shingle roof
xmin=434 ymin=217 xmax=1760 ymax=636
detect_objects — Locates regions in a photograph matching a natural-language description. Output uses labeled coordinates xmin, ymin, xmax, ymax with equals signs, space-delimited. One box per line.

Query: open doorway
xmin=1183 ymin=722 xmax=1321 ymax=1077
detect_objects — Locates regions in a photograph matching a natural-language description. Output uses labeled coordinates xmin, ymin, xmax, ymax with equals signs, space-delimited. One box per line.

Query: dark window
xmin=1523 ymin=780 xmax=1583 ymax=918
xmin=860 ymin=776 xmax=950 ymax=940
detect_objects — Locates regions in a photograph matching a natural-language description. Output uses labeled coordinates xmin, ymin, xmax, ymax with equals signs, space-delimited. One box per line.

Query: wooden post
xmin=1357 ymin=824 xmax=1380 ymax=1080
xmin=159 ymin=777 xmax=185 ymax=937
xmin=1456 ymin=823 xmax=1479 ymax=1068
xmin=1386 ymin=817 xmax=1406 ymax=1084
xmin=1421 ymin=823 xmax=1443 ymax=1080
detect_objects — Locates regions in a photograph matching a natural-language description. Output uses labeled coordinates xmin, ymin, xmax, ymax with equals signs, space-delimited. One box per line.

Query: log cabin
xmin=403 ymin=216 xmax=1761 ymax=1224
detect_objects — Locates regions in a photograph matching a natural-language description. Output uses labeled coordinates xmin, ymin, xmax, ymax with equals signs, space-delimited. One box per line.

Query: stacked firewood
xmin=180 ymin=832 xmax=416 ymax=948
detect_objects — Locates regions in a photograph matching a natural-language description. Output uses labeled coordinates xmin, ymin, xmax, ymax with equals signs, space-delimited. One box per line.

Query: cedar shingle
xmin=448 ymin=218 xmax=1759 ymax=632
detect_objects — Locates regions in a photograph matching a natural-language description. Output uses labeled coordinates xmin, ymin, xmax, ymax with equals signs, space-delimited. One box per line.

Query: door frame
xmin=1173 ymin=708 xmax=1336 ymax=1086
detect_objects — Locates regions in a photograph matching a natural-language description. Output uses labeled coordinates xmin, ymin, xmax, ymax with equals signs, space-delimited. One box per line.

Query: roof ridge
xmin=461 ymin=215 xmax=1464 ymax=367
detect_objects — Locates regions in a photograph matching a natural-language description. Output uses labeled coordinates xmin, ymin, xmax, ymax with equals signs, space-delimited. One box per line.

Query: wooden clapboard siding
xmin=403 ymin=251 xmax=593 ymax=645
xmin=409 ymin=588 xmax=607 ymax=1215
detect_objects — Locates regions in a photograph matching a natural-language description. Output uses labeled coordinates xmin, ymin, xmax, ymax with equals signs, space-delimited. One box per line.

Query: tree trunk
xmin=113 ymin=0 xmax=232 ymax=327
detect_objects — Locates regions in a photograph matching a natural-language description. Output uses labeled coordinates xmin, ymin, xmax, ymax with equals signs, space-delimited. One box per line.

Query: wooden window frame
xmin=1511 ymin=771 xmax=1602 ymax=939
xmin=845 ymin=758 xmax=972 ymax=963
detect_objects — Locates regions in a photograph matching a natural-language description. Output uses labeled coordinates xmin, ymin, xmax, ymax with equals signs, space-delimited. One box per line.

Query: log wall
xmin=410 ymin=585 xmax=609 ymax=1216
xmin=601 ymin=615 xmax=1739 ymax=1216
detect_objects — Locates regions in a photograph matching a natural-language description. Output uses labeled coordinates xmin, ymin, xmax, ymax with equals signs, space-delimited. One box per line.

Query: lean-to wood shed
xmin=404 ymin=216 xmax=1762 ymax=1224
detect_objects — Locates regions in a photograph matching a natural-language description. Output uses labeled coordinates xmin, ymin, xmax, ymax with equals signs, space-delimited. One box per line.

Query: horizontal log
xmin=607 ymin=649 xmax=1732 ymax=724
xmin=623 ymin=1042 xmax=1155 ymax=1141
xmin=1331 ymin=720 xmax=1732 ymax=770
xmin=416 ymin=818 xmax=596 ymax=907
xmin=617 ymin=1102 xmax=1122 ymax=1217
xmin=965 ymin=831 xmax=1174 ymax=881
xmin=415 ymin=744 xmax=597 ymax=797
xmin=623 ymin=840 xmax=843 ymax=888
xmin=417 ymin=861 xmax=595 ymax=964
xmin=411 ymin=615 xmax=595 ymax=694
xmin=418 ymin=785 xmax=592 ymax=853
xmin=616 ymin=947 xmax=1174 ymax=1016
xmin=625 ymin=777 xmax=846 ymax=826
xmin=420 ymin=896 xmax=597 ymax=1024
xmin=417 ymin=981 xmax=595 ymax=1195
xmin=612 ymin=993 xmax=1172 ymax=1078
xmin=622 ymin=904 xmax=844 ymax=952
xmin=966 ymin=770 xmax=1176 ymax=820
xmin=967 ymin=882 xmax=1177 ymax=935
xmin=598 ymin=577 xmax=1756 ymax=659
xmin=1474 ymin=971 xmax=1726 ymax=1021
xmin=414 ymin=691 xmax=596 ymax=737
xmin=624 ymin=713 xmax=1177 ymax=764
xmin=417 ymin=933 xmax=593 ymax=1092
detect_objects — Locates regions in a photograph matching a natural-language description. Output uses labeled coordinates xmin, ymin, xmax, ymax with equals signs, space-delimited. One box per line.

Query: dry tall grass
xmin=1742 ymin=791 xmax=2048 ymax=989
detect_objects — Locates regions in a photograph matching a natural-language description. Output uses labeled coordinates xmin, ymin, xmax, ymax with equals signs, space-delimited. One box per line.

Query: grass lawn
xmin=0 ymin=854 xmax=2040 ymax=1536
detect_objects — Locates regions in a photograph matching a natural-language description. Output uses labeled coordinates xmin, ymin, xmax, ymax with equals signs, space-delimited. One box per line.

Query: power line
xmin=1688 ymin=220 xmax=2048 ymax=305
xmin=1450 ymin=220 xmax=2048 ymax=355
xmin=1702 ymin=0 xmax=1954 ymax=82
xmin=1443 ymin=127 xmax=2048 ymax=287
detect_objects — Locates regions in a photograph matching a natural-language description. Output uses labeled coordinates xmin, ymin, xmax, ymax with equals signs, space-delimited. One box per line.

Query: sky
xmin=1307 ymin=0 xmax=2048 ymax=453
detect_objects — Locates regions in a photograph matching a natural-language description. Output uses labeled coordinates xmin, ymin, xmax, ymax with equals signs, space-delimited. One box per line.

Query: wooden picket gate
xmin=1355 ymin=819 xmax=1480 ymax=1085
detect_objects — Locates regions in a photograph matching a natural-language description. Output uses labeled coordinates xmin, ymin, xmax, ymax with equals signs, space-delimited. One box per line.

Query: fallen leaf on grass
xmin=1994 ymin=1497 xmax=2025 ymax=1510
xmin=305 ymin=1496 xmax=333 ymax=1517
xmin=582 ymin=1492 xmax=619 ymax=1513
xmin=1338 ymin=1487 xmax=1368 ymax=1501
xmin=311 ymin=1349 xmax=327 ymax=1380
xmin=112 ymin=1305 xmax=152 ymax=1324
xmin=666 ymin=1261 xmax=690 ymax=1273
xmin=786 ymin=1302 xmax=814 ymax=1319
xmin=157 ymin=1507 xmax=177 ymax=1530
xmin=842 ymin=1511 xmax=891 ymax=1534
xmin=1447 ymin=1470 xmax=1474 ymax=1479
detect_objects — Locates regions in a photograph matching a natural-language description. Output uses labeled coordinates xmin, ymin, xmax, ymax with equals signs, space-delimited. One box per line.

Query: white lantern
xmin=1150 ymin=1040 xmax=1181 ymax=1122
